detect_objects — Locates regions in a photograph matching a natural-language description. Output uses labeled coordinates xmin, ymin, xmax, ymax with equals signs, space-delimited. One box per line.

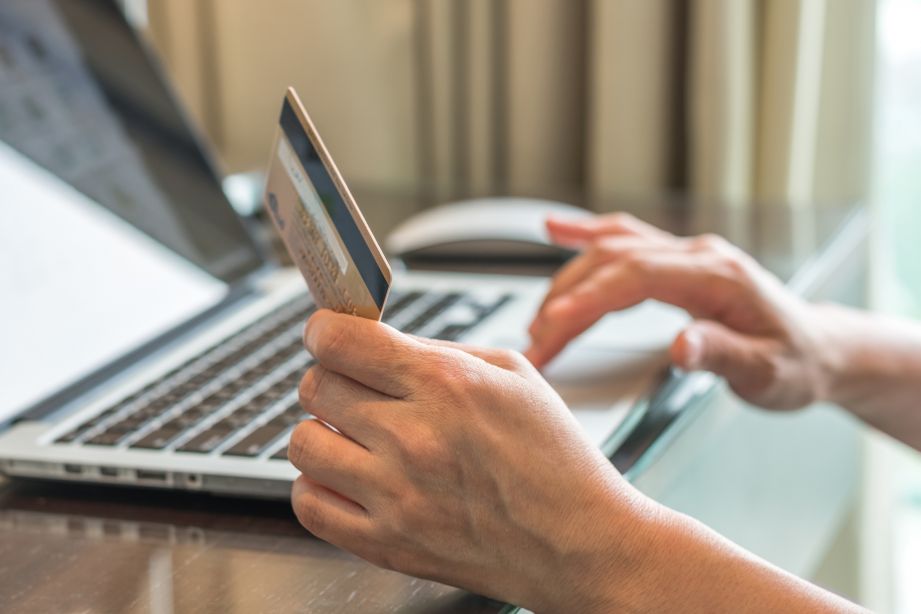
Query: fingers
xmin=291 ymin=474 xmax=374 ymax=547
xmin=289 ymin=419 xmax=379 ymax=507
xmin=304 ymin=310 xmax=432 ymax=398
xmin=526 ymin=262 xmax=645 ymax=367
xmin=535 ymin=237 xmax=667 ymax=315
xmin=299 ymin=365 xmax=392 ymax=446
xmin=546 ymin=212 xmax=673 ymax=247
xmin=526 ymin=252 xmax=732 ymax=367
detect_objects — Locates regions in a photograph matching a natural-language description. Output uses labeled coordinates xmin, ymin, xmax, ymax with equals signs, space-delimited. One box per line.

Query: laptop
xmin=0 ymin=0 xmax=687 ymax=499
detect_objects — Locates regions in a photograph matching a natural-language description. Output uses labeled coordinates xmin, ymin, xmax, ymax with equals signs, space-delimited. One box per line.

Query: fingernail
xmin=682 ymin=329 xmax=703 ymax=368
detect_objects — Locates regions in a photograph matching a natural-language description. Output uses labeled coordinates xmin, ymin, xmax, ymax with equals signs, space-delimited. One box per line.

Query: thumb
xmin=670 ymin=320 xmax=770 ymax=388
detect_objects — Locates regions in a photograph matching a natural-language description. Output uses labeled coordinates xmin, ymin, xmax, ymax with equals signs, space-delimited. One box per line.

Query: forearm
xmin=814 ymin=303 xmax=921 ymax=450
xmin=575 ymin=505 xmax=865 ymax=614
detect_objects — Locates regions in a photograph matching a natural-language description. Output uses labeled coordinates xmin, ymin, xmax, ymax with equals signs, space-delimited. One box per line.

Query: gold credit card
xmin=263 ymin=87 xmax=391 ymax=320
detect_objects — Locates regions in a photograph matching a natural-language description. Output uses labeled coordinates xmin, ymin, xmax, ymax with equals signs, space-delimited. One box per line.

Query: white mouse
xmin=385 ymin=197 xmax=592 ymax=260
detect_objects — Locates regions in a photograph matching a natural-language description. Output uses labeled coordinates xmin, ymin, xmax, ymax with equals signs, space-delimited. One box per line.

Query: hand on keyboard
xmin=525 ymin=212 xmax=828 ymax=410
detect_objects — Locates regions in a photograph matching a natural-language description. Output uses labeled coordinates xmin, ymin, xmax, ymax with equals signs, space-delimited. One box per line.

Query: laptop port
xmin=135 ymin=469 xmax=167 ymax=482
xmin=99 ymin=466 xmax=119 ymax=478
xmin=63 ymin=464 xmax=83 ymax=475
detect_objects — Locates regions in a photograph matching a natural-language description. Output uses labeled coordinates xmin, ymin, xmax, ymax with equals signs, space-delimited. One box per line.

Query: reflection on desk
xmin=0 ymin=480 xmax=504 ymax=613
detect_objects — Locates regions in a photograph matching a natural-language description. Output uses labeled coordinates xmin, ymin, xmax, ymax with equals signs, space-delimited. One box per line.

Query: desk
xmin=0 ymin=197 xmax=867 ymax=612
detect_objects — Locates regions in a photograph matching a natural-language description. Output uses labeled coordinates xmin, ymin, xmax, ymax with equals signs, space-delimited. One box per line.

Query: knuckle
xmin=496 ymin=347 xmax=520 ymax=366
xmin=301 ymin=502 xmax=327 ymax=537
xmin=582 ymin=242 xmax=603 ymax=262
xmin=426 ymin=351 xmax=473 ymax=386
xmin=606 ymin=212 xmax=636 ymax=229
xmin=716 ymin=250 xmax=753 ymax=284
xmin=619 ymin=250 xmax=648 ymax=274
xmin=691 ymin=233 xmax=728 ymax=253
xmin=723 ymin=254 xmax=749 ymax=278
xmin=442 ymin=362 xmax=486 ymax=402
xmin=292 ymin=487 xmax=327 ymax=536
xmin=315 ymin=319 xmax=350 ymax=359
xmin=500 ymin=348 xmax=531 ymax=373
xmin=595 ymin=237 xmax=634 ymax=259
xmin=686 ymin=235 xmax=748 ymax=281
xmin=297 ymin=367 xmax=319 ymax=408
xmin=287 ymin=421 xmax=318 ymax=468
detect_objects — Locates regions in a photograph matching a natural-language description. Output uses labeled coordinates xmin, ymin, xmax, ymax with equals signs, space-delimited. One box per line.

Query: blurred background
xmin=136 ymin=0 xmax=877 ymax=223
xmin=120 ymin=0 xmax=919 ymax=611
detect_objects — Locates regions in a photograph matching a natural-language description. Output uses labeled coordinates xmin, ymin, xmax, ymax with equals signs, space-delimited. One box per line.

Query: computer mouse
xmin=385 ymin=197 xmax=592 ymax=261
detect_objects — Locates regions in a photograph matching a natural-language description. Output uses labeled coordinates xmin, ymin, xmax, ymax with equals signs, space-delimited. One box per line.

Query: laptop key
xmin=271 ymin=446 xmax=290 ymax=460
xmin=176 ymin=423 xmax=235 ymax=454
xmin=172 ymin=414 xmax=201 ymax=429
xmin=55 ymin=429 xmax=87 ymax=444
xmin=106 ymin=422 xmax=138 ymax=435
xmin=222 ymin=420 xmax=289 ymax=457
xmin=382 ymin=291 xmax=423 ymax=323
xmin=84 ymin=430 xmax=127 ymax=446
xmin=224 ymin=413 xmax=255 ymax=429
xmin=130 ymin=423 xmax=184 ymax=449
xmin=401 ymin=293 xmax=462 ymax=334
xmin=480 ymin=293 xmax=513 ymax=317
xmin=430 ymin=294 xmax=513 ymax=341
xmin=179 ymin=407 xmax=209 ymax=420
xmin=279 ymin=403 xmax=306 ymax=425
xmin=53 ymin=409 xmax=116 ymax=443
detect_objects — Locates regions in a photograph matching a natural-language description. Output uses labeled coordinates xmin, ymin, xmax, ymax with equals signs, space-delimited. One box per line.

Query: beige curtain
xmin=146 ymin=0 xmax=876 ymax=212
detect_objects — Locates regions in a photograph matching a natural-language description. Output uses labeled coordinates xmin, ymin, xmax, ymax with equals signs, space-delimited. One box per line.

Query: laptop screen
xmin=0 ymin=0 xmax=263 ymax=282
xmin=0 ymin=0 xmax=265 ymax=418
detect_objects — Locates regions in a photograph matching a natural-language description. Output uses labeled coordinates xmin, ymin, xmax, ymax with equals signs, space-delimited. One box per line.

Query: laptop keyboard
xmin=53 ymin=289 xmax=512 ymax=460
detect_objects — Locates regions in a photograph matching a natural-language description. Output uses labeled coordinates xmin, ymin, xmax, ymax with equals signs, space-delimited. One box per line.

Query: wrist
xmin=526 ymin=479 xmax=674 ymax=614
xmin=807 ymin=302 xmax=890 ymax=410
xmin=523 ymin=461 xmax=866 ymax=613
xmin=808 ymin=303 xmax=921 ymax=429
xmin=800 ymin=302 xmax=852 ymax=405
xmin=566 ymin=500 xmax=869 ymax=614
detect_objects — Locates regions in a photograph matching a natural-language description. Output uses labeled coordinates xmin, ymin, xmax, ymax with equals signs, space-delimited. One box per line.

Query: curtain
xmin=147 ymin=0 xmax=876 ymax=213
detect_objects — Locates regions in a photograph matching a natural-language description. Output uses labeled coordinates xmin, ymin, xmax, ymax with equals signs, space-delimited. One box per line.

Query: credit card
xmin=262 ymin=87 xmax=391 ymax=320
